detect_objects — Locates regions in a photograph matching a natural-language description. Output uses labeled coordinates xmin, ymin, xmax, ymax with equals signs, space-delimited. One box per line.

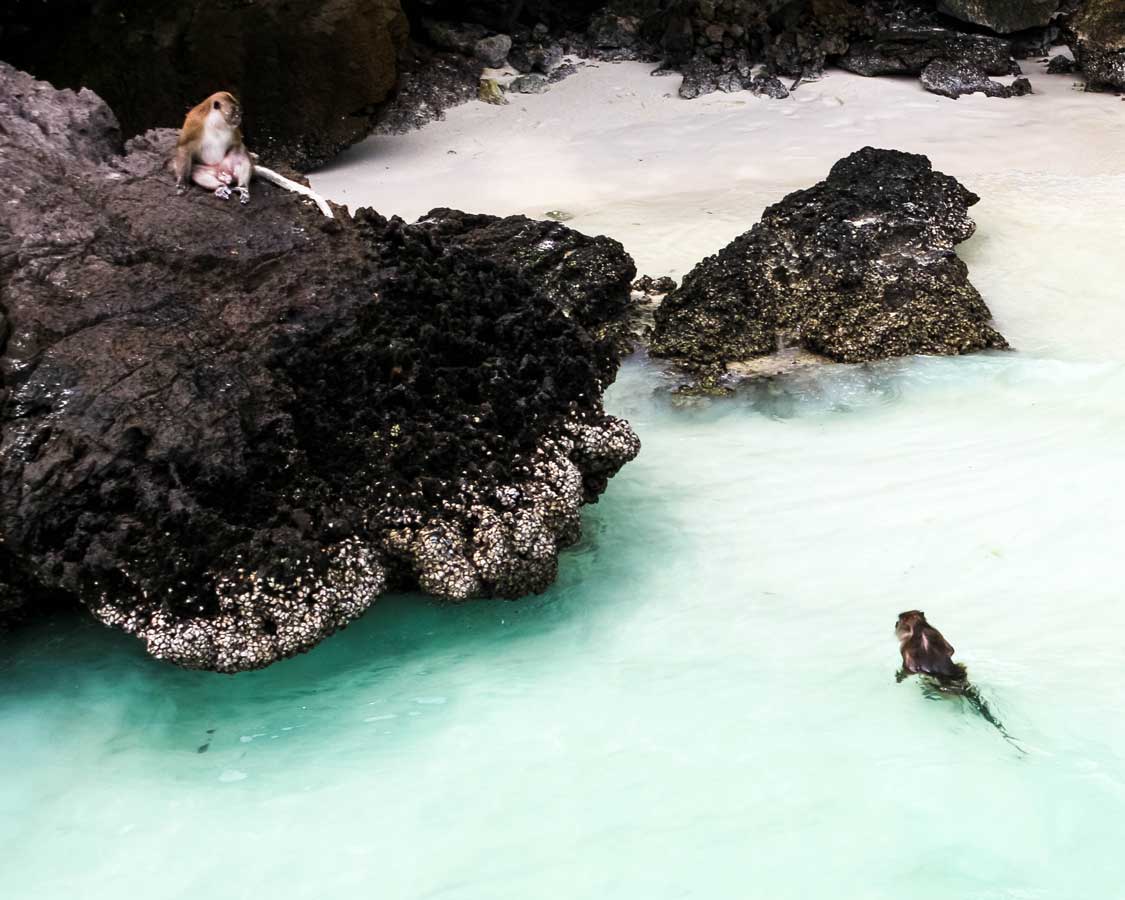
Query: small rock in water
xmin=510 ymin=73 xmax=549 ymax=94
xmin=475 ymin=34 xmax=512 ymax=69
xmin=544 ymin=210 xmax=574 ymax=222
xmin=478 ymin=78 xmax=507 ymax=105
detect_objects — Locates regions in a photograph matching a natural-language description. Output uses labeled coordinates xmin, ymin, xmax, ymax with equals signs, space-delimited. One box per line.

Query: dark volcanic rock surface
xmin=0 ymin=64 xmax=639 ymax=672
xmin=839 ymin=28 xmax=1014 ymax=76
xmin=937 ymin=0 xmax=1061 ymax=34
xmin=650 ymin=147 xmax=1008 ymax=372
xmin=1068 ymin=0 xmax=1125 ymax=91
xmin=0 ymin=0 xmax=409 ymax=171
xmin=921 ymin=58 xmax=1032 ymax=96
xmin=412 ymin=209 xmax=638 ymax=350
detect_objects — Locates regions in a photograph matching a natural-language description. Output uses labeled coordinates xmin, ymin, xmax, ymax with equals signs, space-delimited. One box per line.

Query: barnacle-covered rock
xmin=0 ymin=65 xmax=639 ymax=671
xmin=1067 ymin=0 xmax=1125 ymax=92
xmin=650 ymin=147 xmax=1008 ymax=375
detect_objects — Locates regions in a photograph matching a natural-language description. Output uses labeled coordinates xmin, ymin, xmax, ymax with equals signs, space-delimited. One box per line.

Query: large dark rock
xmin=0 ymin=64 xmax=639 ymax=671
xmin=839 ymin=27 xmax=1014 ymax=75
xmin=937 ymin=0 xmax=1061 ymax=34
xmin=1068 ymin=0 xmax=1125 ymax=91
xmin=412 ymin=209 xmax=638 ymax=350
xmin=921 ymin=58 xmax=1033 ymax=95
xmin=0 ymin=0 xmax=408 ymax=171
xmin=375 ymin=44 xmax=484 ymax=134
xmin=650 ymin=148 xmax=1008 ymax=373
xmin=766 ymin=0 xmax=868 ymax=78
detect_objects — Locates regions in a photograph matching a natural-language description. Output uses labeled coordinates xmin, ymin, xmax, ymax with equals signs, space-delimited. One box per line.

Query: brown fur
xmin=173 ymin=91 xmax=253 ymax=202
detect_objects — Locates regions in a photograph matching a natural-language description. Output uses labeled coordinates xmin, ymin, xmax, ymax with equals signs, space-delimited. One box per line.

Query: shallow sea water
xmin=5 ymin=65 xmax=1125 ymax=899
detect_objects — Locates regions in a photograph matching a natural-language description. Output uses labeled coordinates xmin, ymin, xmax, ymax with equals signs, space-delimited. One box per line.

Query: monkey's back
xmin=902 ymin=625 xmax=965 ymax=682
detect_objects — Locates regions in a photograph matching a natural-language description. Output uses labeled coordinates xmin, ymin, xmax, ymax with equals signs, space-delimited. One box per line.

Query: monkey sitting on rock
xmin=173 ymin=91 xmax=334 ymax=217
xmin=895 ymin=610 xmax=1024 ymax=753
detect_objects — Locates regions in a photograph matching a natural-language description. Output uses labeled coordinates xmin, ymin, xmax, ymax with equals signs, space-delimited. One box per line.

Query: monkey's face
xmin=895 ymin=610 xmax=924 ymax=643
xmin=209 ymin=92 xmax=242 ymax=129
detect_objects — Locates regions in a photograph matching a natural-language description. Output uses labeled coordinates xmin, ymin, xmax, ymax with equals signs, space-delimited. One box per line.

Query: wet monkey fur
xmin=895 ymin=610 xmax=1025 ymax=754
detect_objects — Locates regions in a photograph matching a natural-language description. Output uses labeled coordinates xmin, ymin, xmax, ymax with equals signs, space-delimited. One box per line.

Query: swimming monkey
xmin=173 ymin=91 xmax=334 ymax=217
xmin=895 ymin=610 xmax=1024 ymax=753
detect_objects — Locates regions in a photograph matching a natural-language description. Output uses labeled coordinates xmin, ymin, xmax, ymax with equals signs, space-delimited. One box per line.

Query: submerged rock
xmin=921 ymin=59 xmax=1033 ymax=97
xmin=650 ymin=147 xmax=1008 ymax=373
xmin=1068 ymin=0 xmax=1125 ymax=91
xmin=0 ymin=66 xmax=639 ymax=671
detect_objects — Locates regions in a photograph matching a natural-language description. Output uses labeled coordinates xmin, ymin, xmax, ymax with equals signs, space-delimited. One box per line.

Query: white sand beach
xmin=312 ymin=58 xmax=1125 ymax=361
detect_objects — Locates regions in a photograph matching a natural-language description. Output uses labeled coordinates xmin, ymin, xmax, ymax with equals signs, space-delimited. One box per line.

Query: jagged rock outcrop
xmin=0 ymin=64 xmax=639 ymax=671
xmin=1068 ymin=0 xmax=1125 ymax=90
xmin=0 ymin=0 xmax=409 ymax=170
xmin=412 ymin=209 xmax=638 ymax=350
xmin=937 ymin=0 xmax=1061 ymax=34
xmin=839 ymin=28 xmax=1014 ymax=76
xmin=921 ymin=58 xmax=1032 ymax=96
xmin=650 ymin=148 xmax=1008 ymax=375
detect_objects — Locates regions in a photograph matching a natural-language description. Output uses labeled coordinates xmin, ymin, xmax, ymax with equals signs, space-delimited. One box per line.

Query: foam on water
xmin=5 ymin=63 xmax=1125 ymax=899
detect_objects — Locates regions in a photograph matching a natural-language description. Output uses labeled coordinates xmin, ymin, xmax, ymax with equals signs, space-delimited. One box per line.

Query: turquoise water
xmin=6 ymin=154 xmax=1125 ymax=896
xmin=5 ymin=346 xmax=1125 ymax=898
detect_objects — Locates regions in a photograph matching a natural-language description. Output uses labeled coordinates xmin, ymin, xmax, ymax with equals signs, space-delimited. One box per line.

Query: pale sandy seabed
xmin=3 ymin=60 xmax=1125 ymax=900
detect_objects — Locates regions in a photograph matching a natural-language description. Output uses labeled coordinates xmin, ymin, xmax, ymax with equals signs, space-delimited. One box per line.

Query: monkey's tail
xmin=963 ymin=684 xmax=1027 ymax=756
xmin=254 ymin=166 xmax=335 ymax=218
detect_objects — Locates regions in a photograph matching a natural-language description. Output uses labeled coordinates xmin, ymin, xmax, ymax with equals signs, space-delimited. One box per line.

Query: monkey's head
xmin=206 ymin=91 xmax=242 ymax=129
xmin=895 ymin=610 xmax=926 ymax=644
